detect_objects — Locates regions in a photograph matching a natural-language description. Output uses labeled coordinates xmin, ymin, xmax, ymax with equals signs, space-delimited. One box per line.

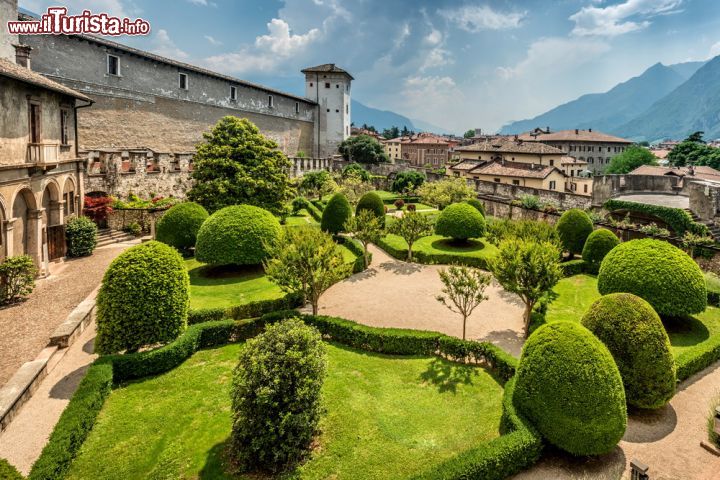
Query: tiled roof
xmin=449 ymin=159 xmax=485 ymax=171
xmin=518 ymin=129 xmax=632 ymax=144
xmin=630 ymin=165 xmax=720 ymax=181
xmin=0 ymin=57 xmax=91 ymax=101
xmin=408 ymin=136 xmax=449 ymax=145
xmin=561 ymin=156 xmax=588 ymax=165
xmin=470 ymin=160 xmax=563 ymax=179
xmin=301 ymin=63 xmax=354 ymax=80
xmin=456 ymin=138 xmax=564 ymax=155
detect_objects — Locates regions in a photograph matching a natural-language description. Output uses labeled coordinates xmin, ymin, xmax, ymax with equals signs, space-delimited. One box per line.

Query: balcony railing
xmin=27 ymin=143 xmax=60 ymax=164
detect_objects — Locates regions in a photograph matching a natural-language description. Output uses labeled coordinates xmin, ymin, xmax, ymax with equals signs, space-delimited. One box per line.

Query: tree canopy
xmin=463 ymin=129 xmax=475 ymax=139
xmin=667 ymin=131 xmax=720 ymax=168
xmin=338 ymin=135 xmax=389 ymax=164
xmin=605 ymin=145 xmax=658 ymax=174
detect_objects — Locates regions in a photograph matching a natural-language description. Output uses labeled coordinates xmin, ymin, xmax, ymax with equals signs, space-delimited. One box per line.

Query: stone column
xmin=2 ymin=219 xmax=14 ymax=260
xmin=27 ymin=209 xmax=44 ymax=266
xmin=49 ymin=200 xmax=65 ymax=226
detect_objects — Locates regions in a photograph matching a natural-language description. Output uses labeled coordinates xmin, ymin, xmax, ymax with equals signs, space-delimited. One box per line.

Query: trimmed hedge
xmin=581 ymin=293 xmax=676 ymax=409
xmin=375 ymin=236 xmax=493 ymax=270
xmin=65 ymin=216 xmax=97 ymax=258
xmin=435 ymin=203 xmax=486 ymax=241
xmin=514 ymin=322 xmax=626 ymax=456
xmin=466 ymin=198 xmax=485 ymax=216
xmin=356 ymin=191 xmax=385 ymax=225
xmin=598 ymin=239 xmax=706 ymax=317
xmin=187 ymin=292 xmax=303 ymax=324
xmin=581 ymin=228 xmax=620 ymax=274
xmin=559 ymin=259 xmax=586 ymax=277
xmin=155 ymin=202 xmax=209 ymax=253
xmin=604 ymin=199 xmax=710 ymax=236
xmin=321 ymin=193 xmax=352 ymax=234
xmin=556 ymin=209 xmax=593 ymax=255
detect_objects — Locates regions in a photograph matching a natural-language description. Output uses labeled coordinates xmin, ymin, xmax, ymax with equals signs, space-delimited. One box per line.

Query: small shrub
xmin=0 ymin=459 xmax=23 ymax=480
xmin=0 ymin=255 xmax=36 ymax=305
xmin=598 ymin=239 xmax=706 ymax=317
xmin=124 ymin=222 xmax=142 ymax=236
xmin=582 ymin=293 xmax=676 ymax=409
xmin=65 ymin=216 xmax=97 ymax=258
xmin=341 ymin=163 xmax=371 ymax=181
xmin=581 ymin=228 xmax=620 ymax=273
xmin=556 ymin=208 xmax=594 ymax=255
xmin=514 ymin=321 xmax=626 ymax=456
xmin=391 ymin=170 xmax=425 ymax=194
xmin=291 ymin=196 xmax=308 ymax=214
xmin=95 ymin=241 xmax=189 ymax=354
xmin=407 ymin=204 xmax=416 ymax=212
xmin=465 ymin=198 xmax=485 ymax=216
xmin=639 ymin=223 xmax=670 ymax=237
xmin=320 ymin=192 xmax=352 ymax=234
xmin=486 ymin=218 xmax=559 ymax=246
xmin=82 ymin=195 xmax=113 ymax=224
xmin=155 ymin=202 xmax=209 ymax=253
xmin=195 ymin=205 xmax=282 ymax=266
xmin=434 ymin=202 xmax=486 ymax=241
xmin=519 ymin=195 xmax=540 ymax=210
xmin=230 ymin=319 xmax=327 ymax=473
xmin=356 ymin=191 xmax=385 ymax=224
xmin=394 ymin=198 xmax=405 ymax=210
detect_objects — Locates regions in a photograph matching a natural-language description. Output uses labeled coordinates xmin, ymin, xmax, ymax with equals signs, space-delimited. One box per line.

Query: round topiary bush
xmin=465 ymin=198 xmax=485 ymax=216
xmin=156 ymin=202 xmax=209 ymax=253
xmin=556 ymin=208 xmax=594 ymax=255
xmin=356 ymin=191 xmax=385 ymax=225
xmin=65 ymin=216 xmax=97 ymax=257
xmin=597 ymin=239 xmax=706 ymax=317
xmin=434 ymin=202 xmax=486 ymax=242
xmin=321 ymin=192 xmax=352 ymax=234
xmin=582 ymin=293 xmax=676 ymax=409
xmin=581 ymin=228 xmax=620 ymax=273
xmin=231 ymin=318 xmax=327 ymax=473
xmin=95 ymin=241 xmax=189 ymax=354
xmin=195 ymin=205 xmax=281 ymax=266
xmin=514 ymin=321 xmax=626 ymax=456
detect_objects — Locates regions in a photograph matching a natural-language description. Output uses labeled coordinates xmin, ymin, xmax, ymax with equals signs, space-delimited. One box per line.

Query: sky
xmin=18 ymin=0 xmax=720 ymax=134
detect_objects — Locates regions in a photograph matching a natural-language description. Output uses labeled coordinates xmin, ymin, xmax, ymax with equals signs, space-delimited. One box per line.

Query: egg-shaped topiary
xmin=156 ymin=202 xmax=209 ymax=253
xmin=514 ymin=321 xmax=627 ymax=456
xmin=581 ymin=228 xmax=620 ymax=273
xmin=321 ymin=192 xmax=352 ymax=234
xmin=582 ymin=293 xmax=676 ymax=409
xmin=356 ymin=191 xmax=385 ymax=226
xmin=195 ymin=205 xmax=282 ymax=266
xmin=465 ymin=198 xmax=485 ymax=216
xmin=95 ymin=241 xmax=189 ymax=354
xmin=556 ymin=208 xmax=594 ymax=255
xmin=434 ymin=202 xmax=486 ymax=241
xmin=597 ymin=239 xmax=706 ymax=317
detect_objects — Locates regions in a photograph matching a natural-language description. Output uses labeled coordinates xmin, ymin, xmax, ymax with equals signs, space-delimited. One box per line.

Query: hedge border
xmin=30 ymin=312 xmax=528 ymax=480
xmin=376 ymin=236 xmax=492 ymax=270
xmin=604 ymin=199 xmax=709 ymax=236
xmin=334 ymin=235 xmax=371 ymax=274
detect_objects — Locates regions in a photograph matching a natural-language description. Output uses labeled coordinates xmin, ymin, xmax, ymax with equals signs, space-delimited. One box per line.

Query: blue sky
xmin=19 ymin=0 xmax=720 ymax=133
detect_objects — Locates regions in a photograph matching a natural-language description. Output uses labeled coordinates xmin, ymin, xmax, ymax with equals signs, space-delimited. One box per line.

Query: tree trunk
xmin=523 ymin=302 xmax=533 ymax=337
xmin=462 ymin=315 xmax=467 ymax=341
xmin=407 ymin=244 xmax=413 ymax=262
xmin=364 ymin=245 xmax=370 ymax=268
xmin=312 ymin=300 xmax=318 ymax=316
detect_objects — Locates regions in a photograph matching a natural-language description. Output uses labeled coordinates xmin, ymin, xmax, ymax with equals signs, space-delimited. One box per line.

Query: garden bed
xmin=377 ymin=234 xmax=498 ymax=269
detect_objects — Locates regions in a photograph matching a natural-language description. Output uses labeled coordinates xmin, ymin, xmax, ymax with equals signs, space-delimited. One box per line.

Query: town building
xmin=460 ymin=160 xmax=567 ymax=192
xmin=400 ymin=134 xmax=450 ymax=167
xmin=517 ymin=128 xmax=633 ymax=173
xmin=629 ymin=164 xmax=720 ymax=183
xmin=560 ymin=157 xmax=593 ymax=195
xmin=303 ymin=64 xmax=353 ymax=155
xmin=382 ymin=137 xmax=403 ymax=162
xmin=454 ymin=137 xmax=565 ymax=166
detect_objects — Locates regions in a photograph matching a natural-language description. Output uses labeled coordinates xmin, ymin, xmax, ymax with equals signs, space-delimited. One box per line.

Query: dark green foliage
xmin=605 ymin=145 xmax=659 ymax=174
xmin=187 ymin=116 xmax=293 ymax=215
xmin=0 ymin=459 xmax=24 ymax=480
xmin=95 ymin=241 xmax=189 ymax=354
xmin=335 ymin=235 xmax=373 ymax=274
xmin=341 ymin=163 xmax=371 ymax=181
xmin=391 ymin=170 xmax=426 ymax=193
xmin=187 ymin=292 xmax=303 ymax=324
xmin=338 ymin=135 xmax=388 ymax=164
xmin=465 ymin=198 xmax=485 ymax=216
xmin=514 ymin=322 xmax=626 ymax=456
xmin=668 ymin=133 xmax=720 ymax=167
xmin=195 ymin=205 xmax=281 ymax=266
xmin=155 ymin=202 xmax=209 ymax=253
xmin=559 ymin=259 xmax=587 ymax=276
xmin=356 ymin=191 xmax=385 ymax=224
xmin=582 ymin=293 xmax=676 ymax=409
xmin=598 ymin=239 xmax=706 ymax=317
xmin=435 ymin=203 xmax=486 ymax=241
xmin=603 ymin=199 xmax=709 ymax=236
xmin=555 ymin=209 xmax=593 ymax=255
xmin=375 ymin=236 xmax=493 ymax=270
xmin=299 ymin=170 xmax=335 ymax=200
xmin=581 ymin=228 xmax=620 ymax=273
xmin=320 ymin=193 xmax=352 ymax=234
xmin=486 ymin=218 xmax=559 ymax=246
xmin=65 ymin=216 xmax=97 ymax=258
xmin=0 ymin=255 xmax=36 ymax=305
xmin=230 ymin=319 xmax=328 ymax=473
xmin=291 ymin=197 xmax=322 ymax=221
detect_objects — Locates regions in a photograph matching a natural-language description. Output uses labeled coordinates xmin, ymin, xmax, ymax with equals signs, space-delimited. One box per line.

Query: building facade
xmin=401 ymin=135 xmax=449 ymax=167
xmin=303 ymin=64 xmax=352 ymax=157
xmin=454 ymin=137 xmax=565 ymax=166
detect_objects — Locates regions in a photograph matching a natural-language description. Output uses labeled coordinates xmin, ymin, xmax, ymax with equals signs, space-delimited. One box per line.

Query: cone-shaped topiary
xmin=65 ymin=216 xmax=98 ymax=257
xmin=195 ymin=205 xmax=281 ymax=266
xmin=95 ymin=241 xmax=189 ymax=354
xmin=598 ymin=239 xmax=706 ymax=317
xmin=556 ymin=208 xmax=594 ymax=255
xmin=434 ymin=202 xmax=486 ymax=241
xmin=356 ymin=191 xmax=385 ymax=226
xmin=465 ymin=198 xmax=485 ymax=216
xmin=582 ymin=228 xmax=620 ymax=273
xmin=514 ymin=321 xmax=627 ymax=456
xmin=321 ymin=192 xmax=352 ymax=234
xmin=156 ymin=202 xmax=209 ymax=253
xmin=582 ymin=293 xmax=676 ymax=409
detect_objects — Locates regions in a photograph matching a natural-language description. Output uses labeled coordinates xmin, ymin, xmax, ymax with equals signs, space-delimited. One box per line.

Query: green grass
xmin=67 ymin=343 xmax=504 ymax=480
xmin=285 ymin=210 xmax=319 ymax=227
xmin=381 ymin=234 xmax=498 ymax=263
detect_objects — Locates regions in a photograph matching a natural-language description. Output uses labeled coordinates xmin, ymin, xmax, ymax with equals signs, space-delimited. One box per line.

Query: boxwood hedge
xmin=581 ymin=228 xmax=620 ymax=274
xmin=555 ymin=209 xmax=593 ymax=255
xmin=356 ymin=191 xmax=385 ymax=225
xmin=435 ymin=202 xmax=486 ymax=241
xmin=604 ymin=199 xmax=710 ymax=236
xmin=466 ymin=198 xmax=485 ymax=216
xmin=155 ymin=202 xmax=209 ymax=253
xmin=64 ymin=216 xmax=97 ymax=258
xmin=320 ymin=193 xmax=352 ymax=234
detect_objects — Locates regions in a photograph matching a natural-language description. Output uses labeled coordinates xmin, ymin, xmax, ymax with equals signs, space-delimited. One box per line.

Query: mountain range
xmin=351 ymin=100 xmax=417 ymax=133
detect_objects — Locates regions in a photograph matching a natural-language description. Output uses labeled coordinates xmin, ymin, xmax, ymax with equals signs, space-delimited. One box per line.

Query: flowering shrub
xmin=83 ymin=196 xmax=113 ymax=224
xmin=394 ymin=199 xmax=405 ymax=210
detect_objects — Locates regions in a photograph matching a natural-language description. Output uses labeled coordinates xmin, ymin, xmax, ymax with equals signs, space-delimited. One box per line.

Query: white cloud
xmin=204 ymin=35 xmax=222 ymax=46
xmin=255 ymin=18 xmax=320 ymax=55
xmin=439 ymin=5 xmax=525 ymax=32
xmin=497 ymin=37 xmax=610 ymax=79
xmin=424 ymin=28 xmax=442 ymax=46
xmin=421 ymin=47 xmax=453 ymax=71
xmin=570 ymin=0 xmax=683 ymax=37
xmin=402 ymin=75 xmax=460 ymax=105
xmin=151 ymin=29 xmax=188 ymax=60
xmin=187 ymin=0 xmax=207 ymax=5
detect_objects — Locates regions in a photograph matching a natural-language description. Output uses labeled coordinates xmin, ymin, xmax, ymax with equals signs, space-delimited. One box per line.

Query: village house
xmin=453 ymin=137 xmax=565 ymax=165
xmin=401 ymin=134 xmax=450 ymax=167
xmin=382 ymin=136 xmax=403 ymax=162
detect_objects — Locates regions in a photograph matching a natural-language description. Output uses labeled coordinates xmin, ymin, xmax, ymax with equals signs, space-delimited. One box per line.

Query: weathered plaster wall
xmin=0 ymin=0 xmax=16 ymax=62
xmin=591 ymin=174 xmax=681 ymax=205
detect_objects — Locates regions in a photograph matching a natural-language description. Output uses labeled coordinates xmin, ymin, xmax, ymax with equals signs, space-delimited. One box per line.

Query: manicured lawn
xmin=381 ymin=234 xmax=498 ymax=264
xmin=285 ymin=210 xmax=319 ymax=227
xmin=67 ymin=343 xmax=504 ymax=480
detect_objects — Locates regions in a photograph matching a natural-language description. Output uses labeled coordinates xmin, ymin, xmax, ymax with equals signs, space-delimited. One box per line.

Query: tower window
xmin=295 ymin=102 xmax=299 ymax=114
xmin=336 ymin=109 xmax=339 ymax=113
xmin=325 ymin=82 xmax=330 ymax=88
xmin=336 ymin=84 xmax=339 ymax=88
xmin=326 ymin=108 xmax=330 ymax=112
xmin=309 ymin=82 xmax=313 ymax=87
xmin=268 ymin=95 xmax=274 ymax=108
xmin=179 ymin=73 xmax=188 ymax=90
xmin=107 ymin=54 xmax=120 ymax=76
xmin=230 ymin=86 xmax=237 ymax=101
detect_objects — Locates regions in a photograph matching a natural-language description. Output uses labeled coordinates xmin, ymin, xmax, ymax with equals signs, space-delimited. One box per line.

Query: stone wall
xmin=591 ymin=174 xmax=682 ymax=205
xmin=687 ymin=180 xmax=720 ymax=222
xmin=474 ymin=179 xmax=592 ymax=210
xmin=107 ymin=207 xmax=167 ymax=233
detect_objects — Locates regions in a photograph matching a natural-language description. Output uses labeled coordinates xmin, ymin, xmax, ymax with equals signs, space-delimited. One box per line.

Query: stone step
xmin=96 ymin=230 xmax=136 ymax=247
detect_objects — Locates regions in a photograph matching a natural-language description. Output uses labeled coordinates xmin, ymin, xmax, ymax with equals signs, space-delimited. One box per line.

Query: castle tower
xmin=302 ymin=64 xmax=353 ymax=157
xmin=0 ymin=0 xmax=18 ymax=61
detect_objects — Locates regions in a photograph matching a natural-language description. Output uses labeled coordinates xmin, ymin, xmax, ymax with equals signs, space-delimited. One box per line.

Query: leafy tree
xmin=490 ymin=239 xmax=562 ymax=336
xmin=436 ymin=265 xmax=491 ymax=340
xmin=388 ymin=211 xmax=433 ymax=261
xmin=299 ymin=170 xmax=336 ymax=200
xmin=391 ymin=170 xmax=426 ymax=195
xmin=187 ymin=116 xmax=293 ymax=215
xmin=338 ymin=135 xmax=388 ymax=164
xmin=417 ymin=177 xmax=475 ymax=209
xmin=337 ymin=172 xmax=374 ymax=206
xmin=605 ymin=145 xmax=658 ymax=174
xmin=401 ymin=126 xmax=410 ymax=137
xmin=344 ymin=209 xmax=383 ymax=268
xmin=463 ymin=129 xmax=475 ymax=139
xmin=666 ymin=132 xmax=720 ymax=167
xmin=265 ymin=227 xmax=352 ymax=315
xmin=341 ymin=163 xmax=371 ymax=181
xmin=382 ymin=126 xmax=400 ymax=139
xmin=687 ymin=131 xmax=705 ymax=143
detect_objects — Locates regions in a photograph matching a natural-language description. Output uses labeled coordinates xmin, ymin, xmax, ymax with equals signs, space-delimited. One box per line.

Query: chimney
xmin=589 ymin=128 xmax=592 ymax=132
xmin=575 ymin=129 xmax=579 ymax=135
xmin=14 ymin=44 xmax=32 ymax=69
xmin=514 ymin=134 xmax=518 ymax=141
xmin=546 ymin=126 xmax=550 ymax=134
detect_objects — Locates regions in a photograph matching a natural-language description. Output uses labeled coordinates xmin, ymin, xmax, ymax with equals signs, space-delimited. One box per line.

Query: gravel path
xmin=0 ymin=241 xmax=136 ymax=387
xmin=318 ymin=244 xmax=526 ymax=355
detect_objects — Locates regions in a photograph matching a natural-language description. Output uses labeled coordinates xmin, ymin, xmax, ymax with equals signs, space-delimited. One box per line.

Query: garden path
xmin=317 ymin=244 xmax=527 ymax=356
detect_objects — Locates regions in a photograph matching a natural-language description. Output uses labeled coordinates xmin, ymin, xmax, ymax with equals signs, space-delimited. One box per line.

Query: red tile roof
xmin=456 ymin=137 xmax=563 ymax=155
xmin=470 ymin=160 xmax=563 ymax=179
xmin=0 ymin=57 xmax=91 ymax=101
xmin=630 ymin=165 xmax=720 ymax=181
xmin=518 ymin=129 xmax=632 ymax=144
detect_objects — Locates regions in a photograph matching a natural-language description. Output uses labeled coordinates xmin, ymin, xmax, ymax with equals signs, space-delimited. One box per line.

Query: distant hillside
xmin=351 ymin=100 xmax=416 ymax=132
xmin=500 ymin=61 xmax=703 ymax=135
xmin=613 ymin=56 xmax=720 ymax=142
xmin=410 ymin=117 xmax=453 ymax=135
